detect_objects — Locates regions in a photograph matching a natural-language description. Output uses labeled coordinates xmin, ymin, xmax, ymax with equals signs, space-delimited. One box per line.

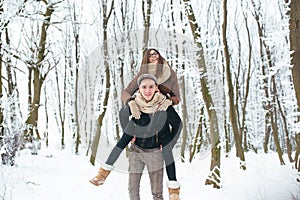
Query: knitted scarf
xmin=135 ymin=92 xmax=171 ymax=114
xmin=145 ymin=62 xmax=171 ymax=84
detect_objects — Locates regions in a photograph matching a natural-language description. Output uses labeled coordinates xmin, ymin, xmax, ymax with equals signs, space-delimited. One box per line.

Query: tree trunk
xmin=189 ymin=107 xmax=204 ymax=162
xmin=74 ymin=28 xmax=80 ymax=154
xmin=270 ymin=78 xmax=285 ymax=165
xmin=252 ymin=1 xmax=285 ymax=164
xmin=275 ymin=83 xmax=293 ymax=162
xmin=179 ymin=71 xmax=188 ymax=162
xmin=70 ymin=4 xmax=81 ymax=154
xmin=295 ymin=134 xmax=300 ymax=172
xmin=223 ymin=0 xmax=246 ymax=169
xmin=142 ymin=0 xmax=151 ymax=49
xmin=24 ymin=2 xmax=54 ymax=145
xmin=183 ymin=0 xmax=221 ymax=188
xmin=240 ymin=4 xmax=253 ymax=152
xmin=170 ymin=0 xmax=188 ymax=162
xmin=289 ymin=0 xmax=300 ymax=172
xmin=0 ymin=3 xmax=4 ymax=164
xmin=54 ymin=64 xmax=66 ymax=149
xmin=90 ymin=0 xmax=114 ymax=165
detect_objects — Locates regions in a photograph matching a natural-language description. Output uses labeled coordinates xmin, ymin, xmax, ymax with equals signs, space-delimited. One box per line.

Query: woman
xmin=119 ymin=48 xmax=181 ymax=130
xmin=122 ymin=48 xmax=180 ymax=107
xmin=90 ymin=74 xmax=182 ymax=200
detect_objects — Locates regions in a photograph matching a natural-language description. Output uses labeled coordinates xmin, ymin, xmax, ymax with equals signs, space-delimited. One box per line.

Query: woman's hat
xmin=137 ymin=74 xmax=157 ymax=86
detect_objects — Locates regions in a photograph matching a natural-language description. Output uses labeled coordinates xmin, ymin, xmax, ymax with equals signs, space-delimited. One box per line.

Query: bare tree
xmin=223 ymin=0 xmax=246 ymax=169
xmin=289 ymin=0 xmax=300 ymax=172
xmin=24 ymin=0 xmax=56 ymax=148
xmin=0 ymin=0 xmax=27 ymax=164
xmin=251 ymin=0 xmax=285 ymax=165
xmin=182 ymin=0 xmax=221 ymax=188
xmin=235 ymin=1 xmax=253 ymax=153
xmin=90 ymin=0 xmax=114 ymax=165
xmin=72 ymin=2 xmax=81 ymax=154
xmin=54 ymin=59 xmax=66 ymax=149
xmin=142 ymin=0 xmax=151 ymax=49
xmin=0 ymin=1 xmax=5 ymax=162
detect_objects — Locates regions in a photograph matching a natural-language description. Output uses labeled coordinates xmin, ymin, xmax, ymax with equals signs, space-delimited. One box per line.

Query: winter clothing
xmin=105 ymin=105 xmax=182 ymax=187
xmin=128 ymin=87 xmax=172 ymax=119
xmin=137 ymin=73 xmax=158 ymax=86
xmin=134 ymin=92 xmax=172 ymax=114
xmin=102 ymin=105 xmax=181 ymax=199
xmin=128 ymin=144 xmax=164 ymax=200
xmin=89 ymin=164 xmax=114 ymax=186
xmin=120 ymin=92 xmax=173 ymax=136
xmin=128 ymin=100 xmax=141 ymax=119
xmin=125 ymin=111 xmax=167 ymax=136
xmin=119 ymin=105 xmax=130 ymax=129
xmin=167 ymin=181 xmax=181 ymax=200
xmin=121 ymin=61 xmax=180 ymax=105
xmin=106 ymin=106 xmax=181 ymax=164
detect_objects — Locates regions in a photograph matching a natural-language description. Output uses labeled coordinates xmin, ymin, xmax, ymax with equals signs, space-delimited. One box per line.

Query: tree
xmin=183 ymin=0 xmax=221 ymax=188
xmin=0 ymin=0 xmax=26 ymax=165
xmin=90 ymin=0 xmax=114 ymax=165
xmin=223 ymin=0 xmax=246 ymax=169
xmin=24 ymin=0 xmax=55 ymax=148
xmin=289 ymin=0 xmax=300 ymax=171
xmin=251 ymin=0 xmax=285 ymax=165
xmin=142 ymin=0 xmax=151 ymax=49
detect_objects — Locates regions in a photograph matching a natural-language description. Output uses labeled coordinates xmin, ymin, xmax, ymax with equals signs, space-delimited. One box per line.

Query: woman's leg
xmin=162 ymin=146 xmax=177 ymax=181
xmin=162 ymin=146 xmax=181 ymax=199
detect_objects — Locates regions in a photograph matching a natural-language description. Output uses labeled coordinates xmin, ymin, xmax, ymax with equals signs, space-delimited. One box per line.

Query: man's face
xmin=138 ymin=79 xmax=158 ymax=101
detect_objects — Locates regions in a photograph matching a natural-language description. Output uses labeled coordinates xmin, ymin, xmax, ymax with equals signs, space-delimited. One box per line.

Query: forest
xmin=0 ymin=0 xmax=300 ymax=190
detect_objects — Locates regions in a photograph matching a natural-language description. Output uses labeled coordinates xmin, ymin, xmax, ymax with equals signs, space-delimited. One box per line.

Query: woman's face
xmin=148 ymin=50 xmax=159 ymax=64
xmin=138 ymin=78 xmax=158 ymax=101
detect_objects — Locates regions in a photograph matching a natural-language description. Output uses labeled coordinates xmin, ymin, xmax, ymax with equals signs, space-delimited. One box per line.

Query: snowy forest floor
xmin=1 ymin=146 xmax=300 ymax=200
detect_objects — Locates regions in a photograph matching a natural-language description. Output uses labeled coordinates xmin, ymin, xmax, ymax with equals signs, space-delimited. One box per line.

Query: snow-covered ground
xmin=0 ymin=146 xmax=299 ymax=200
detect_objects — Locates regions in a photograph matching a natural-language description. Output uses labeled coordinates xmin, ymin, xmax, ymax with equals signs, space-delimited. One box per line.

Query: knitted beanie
xmin=137 ymin=74 xmax=158 ymax=86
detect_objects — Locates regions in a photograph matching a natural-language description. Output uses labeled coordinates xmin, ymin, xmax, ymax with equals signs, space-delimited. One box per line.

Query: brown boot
xmin=89 ymin=165 xmax=113 ymax=186
xmin=167 ymin=181 xmax=180 ymax=200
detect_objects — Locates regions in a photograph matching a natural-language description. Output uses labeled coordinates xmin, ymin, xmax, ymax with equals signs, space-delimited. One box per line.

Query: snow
xmin=1 ymin=146 xmax=299 ymax=200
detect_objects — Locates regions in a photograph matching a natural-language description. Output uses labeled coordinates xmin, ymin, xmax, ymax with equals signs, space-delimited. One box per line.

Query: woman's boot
xmin=167 ymin=180 xmax=180 ymax=200
xmin=89 ymin=164 xmax=113 ymax=186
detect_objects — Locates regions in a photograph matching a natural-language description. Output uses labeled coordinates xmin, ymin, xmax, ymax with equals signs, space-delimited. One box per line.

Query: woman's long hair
xmin=140 ymin=48 xmax=165 ymax=77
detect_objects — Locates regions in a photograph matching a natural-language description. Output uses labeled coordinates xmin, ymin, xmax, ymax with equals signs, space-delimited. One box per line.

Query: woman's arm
xmin=159 ymin=106 xmax=182 ymax=148
xmin=169 ymin=69 xmax=180 ymax=105
xmin=121 ymin=72 xmax=142 ymax=104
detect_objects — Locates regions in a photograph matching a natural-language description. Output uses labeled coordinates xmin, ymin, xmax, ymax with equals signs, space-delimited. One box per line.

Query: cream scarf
xmin=146 ymin=62 xmax=171 ymax=84
xmin=135 ymin=92 xmax=172 ymax=114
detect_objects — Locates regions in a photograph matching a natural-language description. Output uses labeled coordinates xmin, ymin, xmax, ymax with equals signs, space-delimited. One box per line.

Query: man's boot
xmin=89 ymin=164 xmax=113 ymax=186
xmin=167 ymin=180 xmax=180 ymax=200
